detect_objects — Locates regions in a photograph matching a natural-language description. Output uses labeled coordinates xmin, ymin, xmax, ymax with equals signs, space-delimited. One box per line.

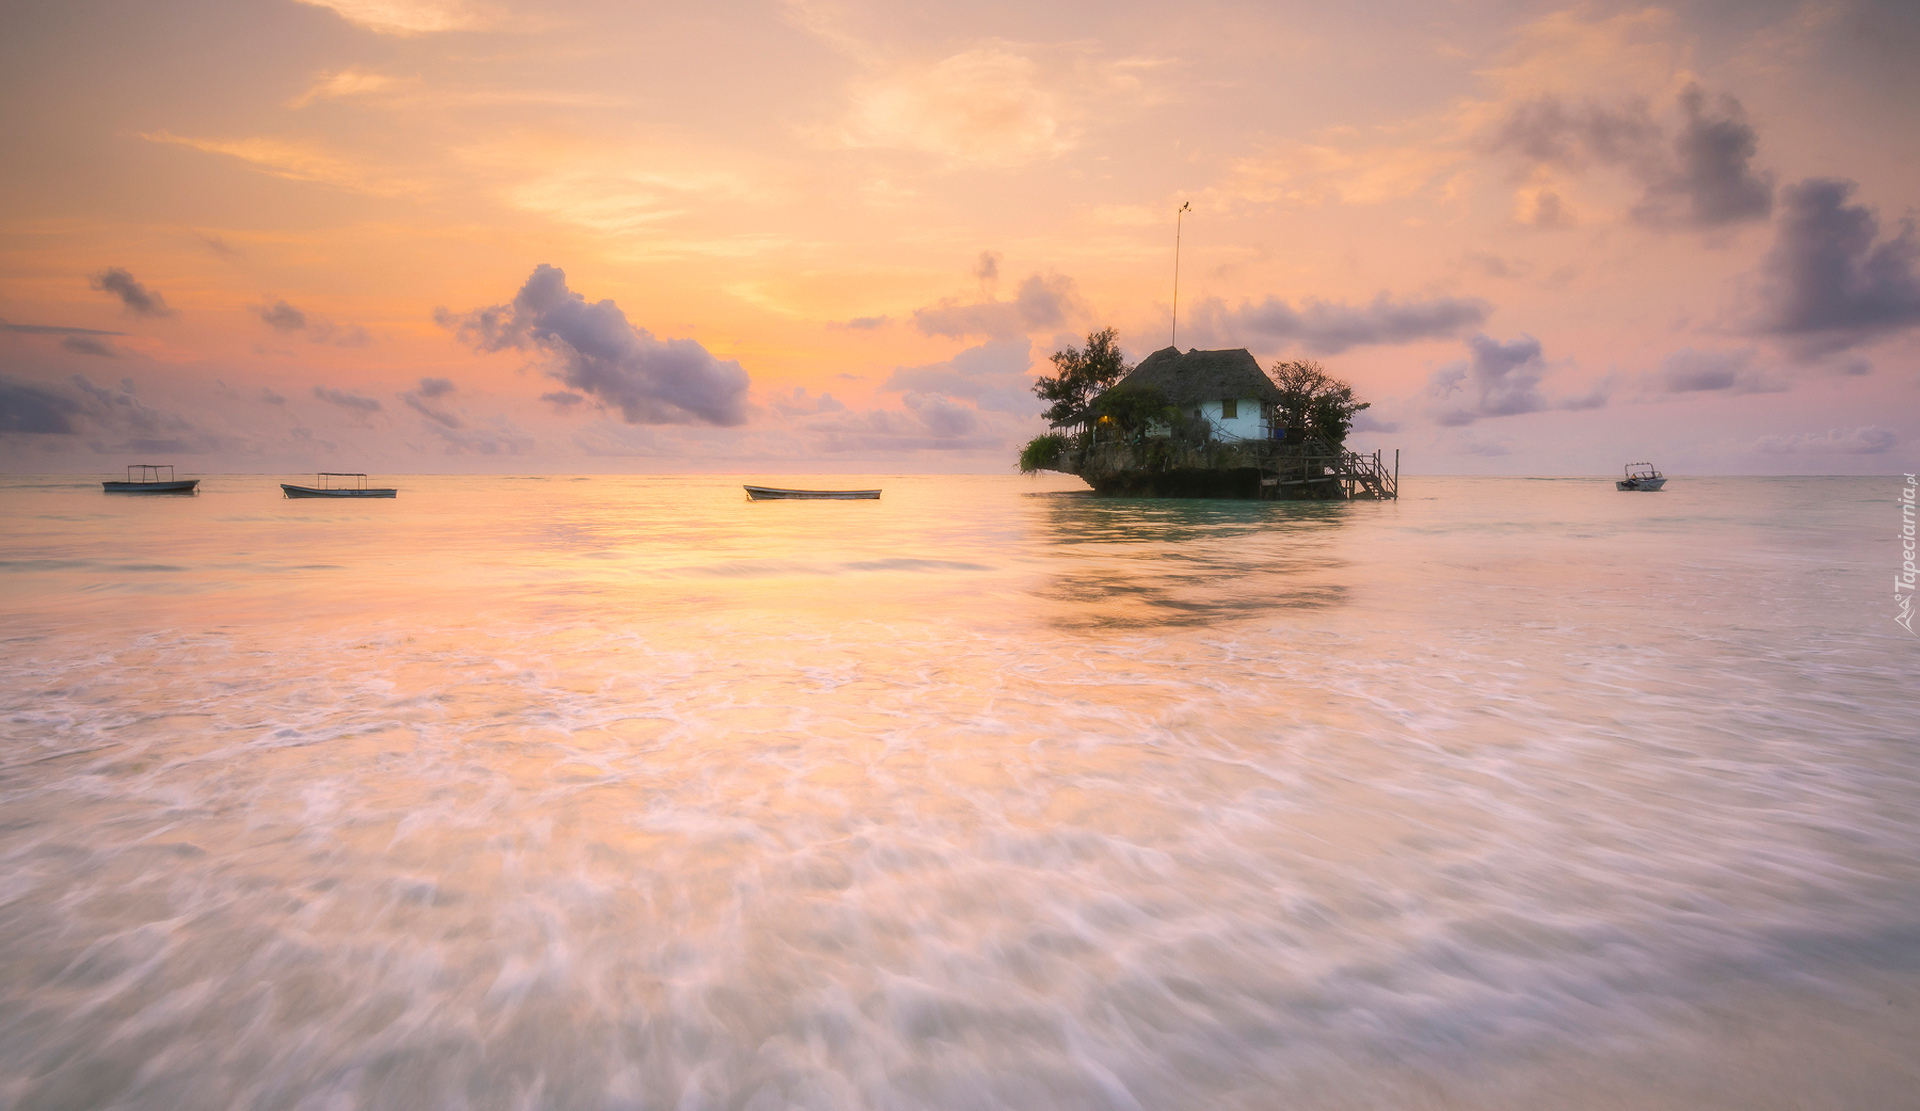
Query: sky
xmin=2 ymin=0 xmax=1917 ymax=475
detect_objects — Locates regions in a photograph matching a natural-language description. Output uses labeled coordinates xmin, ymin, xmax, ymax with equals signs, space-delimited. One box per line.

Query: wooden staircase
xmin=1259 ymin=447 xmax=1398 ymax=500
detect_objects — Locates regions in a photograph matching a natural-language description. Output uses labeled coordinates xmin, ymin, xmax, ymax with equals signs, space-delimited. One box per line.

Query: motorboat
xmin=1616 ymin=463 xmax=1667 ymax=491
xmin=743 ymin=485 xmax=880 ymax=500
xmin=281 ymin=472 xmax=397 ymax=498
xmin=103 ymin=464 xmax=198 ymax=494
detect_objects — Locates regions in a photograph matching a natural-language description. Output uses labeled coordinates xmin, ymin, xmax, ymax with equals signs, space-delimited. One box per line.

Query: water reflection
xmin=1027 ymin=494 xmax=1354 ymax=631
xmin=4 ymin=476 xmax=1918 ymax=1109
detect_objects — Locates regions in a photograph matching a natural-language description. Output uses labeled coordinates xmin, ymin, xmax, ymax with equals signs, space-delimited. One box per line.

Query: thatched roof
xmin=1055 ymin=347 xmax=1280 ymax=426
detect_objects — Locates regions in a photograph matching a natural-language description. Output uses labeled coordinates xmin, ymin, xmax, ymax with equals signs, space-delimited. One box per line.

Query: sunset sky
xmin=2 ymin=0 xmax=1916 ymax=474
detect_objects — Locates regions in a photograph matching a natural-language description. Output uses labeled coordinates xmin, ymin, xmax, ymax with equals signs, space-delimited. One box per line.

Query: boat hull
xmin=103 ymin=479 xmax=199 ymax=494
xmin=743 ymin=485 xmax=880 ymax=500
xmin=1616 ymin=478 xmax=1667 ymax=491
xmin=281 ymin=484 xmax=396 ymax=498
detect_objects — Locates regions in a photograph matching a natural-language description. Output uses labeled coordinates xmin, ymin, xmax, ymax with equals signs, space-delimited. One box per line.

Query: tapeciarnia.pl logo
xmin=1898 ymin=473 xmax=1917 ymax=635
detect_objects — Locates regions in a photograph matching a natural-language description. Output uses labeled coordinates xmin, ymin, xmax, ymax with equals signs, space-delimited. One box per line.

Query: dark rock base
xmin=1083 ymin=467 xmax=1266 ymax=498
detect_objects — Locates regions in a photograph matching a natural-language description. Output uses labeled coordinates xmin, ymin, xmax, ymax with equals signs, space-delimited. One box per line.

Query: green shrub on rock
xmin=1018 ymin=433 xmax=1068 ymax=474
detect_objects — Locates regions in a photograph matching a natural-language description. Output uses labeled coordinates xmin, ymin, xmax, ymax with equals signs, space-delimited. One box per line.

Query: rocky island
xmin=1020 ymin=333 xmax=1397 ymax=499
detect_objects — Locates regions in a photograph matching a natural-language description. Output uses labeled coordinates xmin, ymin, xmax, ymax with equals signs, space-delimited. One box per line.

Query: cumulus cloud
xmin=440 ymin=264 xmax=750 ymax=426
xmin=768 ymin=386 xmax=847 ymax=416
xmin=831 ymin=315 xmax=891 ymax=331
xmin=913 ymin=273 xmax=1082 ymax=340
xmin=1631 ymin=86 xmax=1773 ymax=228
xmin=1754 ymin=427 xmax=1897 ymax=455
xmin=1349 ymin=409 xmax=1401 ymax=434
xmin=69 ymin=376 xmax=175 ymax=431
xmin=1 ymin=373 xmax=225 ymax=452
xmin=1560 ymin=379 xmax=1611 ymax=411
xmin=1209 ymin=292 xmax=1491 ymax=355
xmin=252 ymin=299 xmax=372 ymax=346
xmin=261 ymin=387 xmax=286 ymax=405
xmin=1490 ymin=96 xmax=1662 ymax=171
xmin=197 ymin=233 xmax=242 ymax=258
xmin=1013 ymin=276 xmax=1077 ymax=331
xmin=882 ymin=338 xmax=1035 ymax=412
xmin=1 ymin=376 xmax=83 ymax=434
xmin=1752 ymin=178 xmax=1920 ymax=357
xmin=541 ymin=391 xmax=584 ymax=409
xmin=312 ymin=385 xmax=383 ymax=415
xmin=401 ymin=377 xmax=462 ymax=429
xmin=1490 ymin=85 xmax=1773 ymax=231
xmin=255 ymin=300 xmax=307 ymax=332
xmin=1424 ymin=333 xmax=1608 ymax=425
xmin=1653 ymin=347 xmax=1785 ymax=394
xmin=903 ymin=392 xmax=979 ymax=438
xmin=1426 ymin=334 xmax=1547 ymax=425
xmin=975 ymin=251 xmax=1001 ymax=286
xmin=1521 ymin=190 xmax=1577 ymax=229
xmin=61 ymin=335 xmax=118 ymax=357
xmin=88 ymin=268 xmax=176 ymax=318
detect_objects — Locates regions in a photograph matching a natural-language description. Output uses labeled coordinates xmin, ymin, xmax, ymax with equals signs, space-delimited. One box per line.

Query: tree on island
xmin=1020 ymin=327 xmax=1135 ymax=474
xmin=1032 ymin=327 xmax=1132 ymax=425
xmin=1270 ymin=359 xmax=1370 ymax=446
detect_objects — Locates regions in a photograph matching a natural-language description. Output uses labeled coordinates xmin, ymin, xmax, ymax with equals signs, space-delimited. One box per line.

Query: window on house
xmin=1221 ymin=399 xmax=1238 ymax=419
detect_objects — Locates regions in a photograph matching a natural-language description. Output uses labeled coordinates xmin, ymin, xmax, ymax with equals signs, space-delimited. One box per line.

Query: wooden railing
xmin=1260 ymin=448 xmax=1397 ymax=499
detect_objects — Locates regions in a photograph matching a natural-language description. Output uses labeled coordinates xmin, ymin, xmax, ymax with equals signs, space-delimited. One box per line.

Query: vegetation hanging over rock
xmin=1017 ymin=433 xmax=1068 ymax=474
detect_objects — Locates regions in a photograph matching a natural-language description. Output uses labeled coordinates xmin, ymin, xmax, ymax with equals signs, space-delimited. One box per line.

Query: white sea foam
xmin=1 ymin=474 xmax=1916 ymax=1108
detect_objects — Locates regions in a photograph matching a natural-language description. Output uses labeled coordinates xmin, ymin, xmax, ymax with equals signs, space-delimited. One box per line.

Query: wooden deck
xmin=1258 ymin=448 xmax=1398 ymax=500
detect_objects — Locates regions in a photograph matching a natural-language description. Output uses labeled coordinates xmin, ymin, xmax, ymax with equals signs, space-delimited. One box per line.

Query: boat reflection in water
xmin=281 ymin=472 xmax=397 ymax=498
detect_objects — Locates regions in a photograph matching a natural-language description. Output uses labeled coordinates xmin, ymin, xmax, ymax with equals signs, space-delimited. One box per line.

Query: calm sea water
xmin=1 ymin=473 xmax=1915 ymax=1110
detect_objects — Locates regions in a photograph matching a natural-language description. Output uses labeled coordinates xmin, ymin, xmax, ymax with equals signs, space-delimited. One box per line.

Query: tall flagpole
xmin=1171 ymin=200 xmax=1191 ymax=348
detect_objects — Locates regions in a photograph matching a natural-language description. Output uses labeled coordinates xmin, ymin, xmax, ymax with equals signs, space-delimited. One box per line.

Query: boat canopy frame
xmin=309 ymin=472 xmax=374 ymax=490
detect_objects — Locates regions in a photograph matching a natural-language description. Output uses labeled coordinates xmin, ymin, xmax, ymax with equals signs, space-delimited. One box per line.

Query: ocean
xmin=2 ymin=473 xmax=1915 ymax=1110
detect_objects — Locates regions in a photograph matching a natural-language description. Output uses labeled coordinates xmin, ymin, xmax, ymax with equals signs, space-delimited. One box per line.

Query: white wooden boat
xmin=103 ymin=464 xmax=198 ymax=494
xmin=1616 ymin=463 xmax=1667 ymax=491
xmin=282 ymin=472 xmax=397 ymax=498
xmin=743 ymin=485 xmax=880 ymax=500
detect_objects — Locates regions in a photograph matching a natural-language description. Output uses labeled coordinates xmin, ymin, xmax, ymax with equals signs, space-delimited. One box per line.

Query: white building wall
xmin=1192 ymin=398 xmax=1269 ymax=440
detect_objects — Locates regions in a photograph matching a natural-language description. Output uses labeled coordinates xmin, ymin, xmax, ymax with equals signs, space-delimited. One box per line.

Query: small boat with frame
xmin=281 ymin=472 xmax=397 ymax=499
xmin=103 ymin=464 xmax=199 ymax=494
xmin=1616 ymin=463 xmax=1667 ymax=491
xmin=743 ymin=485 xmax=880 ymax=500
